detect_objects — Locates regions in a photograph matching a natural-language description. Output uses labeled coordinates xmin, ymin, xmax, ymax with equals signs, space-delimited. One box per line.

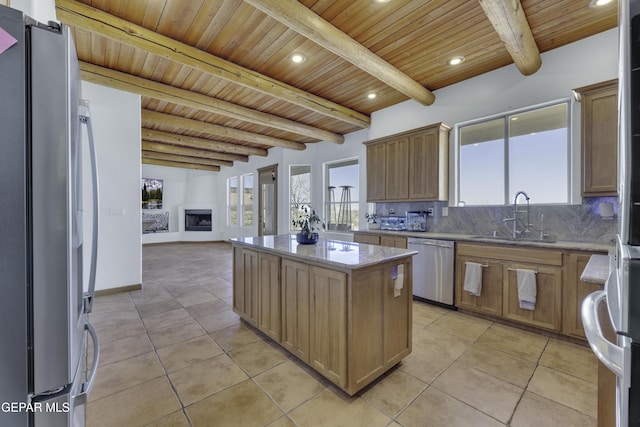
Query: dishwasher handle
xmin=408 ymin=240 xmax=453 ymax=249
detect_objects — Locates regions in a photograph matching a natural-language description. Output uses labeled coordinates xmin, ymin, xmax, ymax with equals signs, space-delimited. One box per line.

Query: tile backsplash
xmin=375 ymin=196 xmax=618 ymax=245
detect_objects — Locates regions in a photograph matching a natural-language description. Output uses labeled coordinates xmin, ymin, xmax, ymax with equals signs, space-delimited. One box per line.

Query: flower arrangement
xmin=292 ymin=205 xmax=325 ymax=239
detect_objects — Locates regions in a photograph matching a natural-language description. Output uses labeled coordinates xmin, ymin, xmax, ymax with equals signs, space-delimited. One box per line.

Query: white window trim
xmin=454 ymin=98 xmax=573 ymax=206
xmin=240 ymin=173 xmax=253 ymax=228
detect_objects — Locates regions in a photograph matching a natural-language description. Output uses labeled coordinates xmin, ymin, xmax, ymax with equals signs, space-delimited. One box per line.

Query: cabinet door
xmin=281 ymin=258 xmax=310 ymax=362
xmin=380 ymin=235 xmax=407 ymax=249
xmin=385 ymin=137 xmax=409 ymax=200
xmin=408 ymin=129 xmax=440 ymax=200
xmin=309 ymin=266 xmax=347 ymax=388
xmin=233 ymin=247 xmax=259 ymax=325
xmin=353 ymin=233 xmax=380 ymax=245
xmin=503 ymin=263 xmax=563 ymax=332
xmin=579 ymin=80 xmax=618 ymax=196
xmin=258 ymin=252 xmax=281 ymax=341
xmin=565 ymin=252 xmax=605 ymax=338
xmin=366 ymin=143 xmax=386 ymax=201
xmin=455 ymin=255 xmax=503 ymax=316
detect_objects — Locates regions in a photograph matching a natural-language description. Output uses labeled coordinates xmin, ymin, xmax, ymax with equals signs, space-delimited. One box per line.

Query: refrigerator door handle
xmin=74 ymin=321 xmax=99 ymax=405
xmin=80 ymin=105 xmax=99 ymax=314
xmin=581 ymin=290 xmax=624 ymax=377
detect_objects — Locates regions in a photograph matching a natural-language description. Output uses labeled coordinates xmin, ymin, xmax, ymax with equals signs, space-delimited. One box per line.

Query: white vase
xmin=368 ymin=223 xmax=380 ymax=230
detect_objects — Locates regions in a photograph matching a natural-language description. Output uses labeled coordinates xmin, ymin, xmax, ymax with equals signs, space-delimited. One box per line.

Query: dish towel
xmin=516 ymin=269 xmax=537 ymax=310
xmin=463 ymin=262 xmax=483 ymax=296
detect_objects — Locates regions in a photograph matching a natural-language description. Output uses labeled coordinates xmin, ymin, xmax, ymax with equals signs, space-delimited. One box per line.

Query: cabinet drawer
xmin=457 ymin=243 xmax=563 ymax=266
xmin=353 ymin=233 xmax=380 ymax=245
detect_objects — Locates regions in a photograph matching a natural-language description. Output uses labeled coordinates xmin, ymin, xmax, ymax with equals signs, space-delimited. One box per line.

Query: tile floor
xmin=87 ymin=242 xmax=599 ymax=427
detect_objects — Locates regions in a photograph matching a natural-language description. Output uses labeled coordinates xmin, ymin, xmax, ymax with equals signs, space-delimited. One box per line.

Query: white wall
xmin=82 ymin=82 xmax=141 ymax=292
xmin=9 ymin=0 xmax=56 ymax=23
xmin=137 ymin=29 xmax=618 ymax=243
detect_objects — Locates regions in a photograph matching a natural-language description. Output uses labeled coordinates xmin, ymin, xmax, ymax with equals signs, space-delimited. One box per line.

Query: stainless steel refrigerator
xmin=582 ymin=1 xmax=640 ymax=426
xmin=0 ymin=5 xmax=99 ymax=426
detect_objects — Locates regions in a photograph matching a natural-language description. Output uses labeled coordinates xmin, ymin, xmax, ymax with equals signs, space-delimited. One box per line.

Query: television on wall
xmin=141 ymin=178 xmax=163 ymax=209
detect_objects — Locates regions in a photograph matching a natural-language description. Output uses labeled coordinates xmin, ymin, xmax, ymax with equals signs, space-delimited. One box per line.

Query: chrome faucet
xmin=503 ymin=191 xmax=531 ymax=238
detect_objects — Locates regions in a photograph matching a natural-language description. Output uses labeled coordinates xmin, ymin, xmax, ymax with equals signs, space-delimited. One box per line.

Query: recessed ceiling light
xmin=589 ymin=0 xmax=613 ymax=7
xmin=511 ymin=117 xmax=519 ymax=121
xmin=367 ymin=93 xmax=377 ymax=99
xmin=372 ymin=0 xmax=391 ymax=3
xmin=291 ymin=53 xmax=306 ymax=63
xmin=448 ymin=56 xmax=465 ymax=66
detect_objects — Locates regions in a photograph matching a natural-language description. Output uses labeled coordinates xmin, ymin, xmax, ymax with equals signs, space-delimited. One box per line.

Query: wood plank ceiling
xmin=55 ymin=0 xmax=617 ymax=172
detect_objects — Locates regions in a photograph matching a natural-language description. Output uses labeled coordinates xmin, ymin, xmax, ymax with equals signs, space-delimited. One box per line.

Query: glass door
xmin=258 ymin=165 xmax=278 ymax=236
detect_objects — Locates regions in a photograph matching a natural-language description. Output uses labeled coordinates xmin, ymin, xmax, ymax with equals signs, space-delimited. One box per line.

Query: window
xmin=227 ymin=177 xmax=238 ymax=226
xmin=241 ymin=174 xmax=253 ymax=227
xmin=325 ymin=159 xmax=359 ymax=231
xmin=290 ymin=165 xmax=311 ymax=231
xmin=458 ymin=102 xmax=569 ymax=205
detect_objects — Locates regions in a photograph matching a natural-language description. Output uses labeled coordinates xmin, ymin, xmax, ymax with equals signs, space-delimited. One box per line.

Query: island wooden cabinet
xmin=365 ymin=122 xmax=450 ymax=202
xmin=309 ymin=266 xmax=347 ymax=387
xmin=575 ymin=79 xmax=618 ymax=196
xmin=456 ymin=243 xmax=564 ymax=332
xmin=281 ymin=258 xmax=310 ymax=362
xmin=564 ymin=251 xmax=607 ymax=338
xmin=257 ymin=252 xmax=281 ymax=342
xmin=233 ymin=247 xmax=259 ymax=325
xmin=232 ymin=238 xmax=413 ymax=396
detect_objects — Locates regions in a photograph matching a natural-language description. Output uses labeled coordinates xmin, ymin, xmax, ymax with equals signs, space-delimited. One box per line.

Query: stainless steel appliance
xmin=581 ymin=1 xmax=640 ymax=426
xmin=406 ymin=211 xmax=428 ymax=232
xmin=0 ymin=5 xmax=99 ymax=426
xmin=407 ymin=238 xmax=455 ymax=306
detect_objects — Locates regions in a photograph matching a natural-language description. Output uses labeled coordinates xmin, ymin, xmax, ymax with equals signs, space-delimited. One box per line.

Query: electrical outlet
xmin=389 ymin=208 xmax=395 ymax=214
xmin=426 ymin=208 xmax=434 ymax=215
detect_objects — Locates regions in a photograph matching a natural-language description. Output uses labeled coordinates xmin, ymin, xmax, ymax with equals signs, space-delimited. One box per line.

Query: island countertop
xmin=231 ymin=234 xmax=417 ymax=269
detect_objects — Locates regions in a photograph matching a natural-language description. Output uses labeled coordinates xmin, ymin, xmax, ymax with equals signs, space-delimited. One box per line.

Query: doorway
xmin=258 ymin=164 xmax=278 ymax=236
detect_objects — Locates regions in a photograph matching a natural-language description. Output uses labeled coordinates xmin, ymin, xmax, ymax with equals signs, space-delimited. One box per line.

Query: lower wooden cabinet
xmin=456 ymin=242 xmax=607 ymax=336
xmin=503 ymin=263 xmax=563 ymax=332
xmin=281 ymin=259 xmax=310 ymax=362
xmin=257 ymin=252 xmax=281 ymax=342
xmin=455 ymin=255 xmax=503 ymax=317
xmin=232 ymin=244 xmax=413 ymax=395
xmin=564 ymin=251 xmax=607 ymax=338
xmin=380 ymin=235 xmax=407 ymax=249
xmin=309 ymin=266 xmax=348 ymax=387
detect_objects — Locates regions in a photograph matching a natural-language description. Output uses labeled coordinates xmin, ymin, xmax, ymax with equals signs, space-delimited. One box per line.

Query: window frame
xmin=227 ymin=176 xmax=239 ymax=226
xmin=455 ymin=99 xmax=572 ymax=206
xmin=289 ymin=165 xmax=312 ymax=232
xmin=324 ymin=157 xmax=360 ymax=232
xmin=241 ymin=173 xmax=253 ymax=228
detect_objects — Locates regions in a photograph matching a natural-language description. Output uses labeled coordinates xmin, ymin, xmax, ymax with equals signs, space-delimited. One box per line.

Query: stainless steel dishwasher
xmin=407 ymin=237 xmax=455 ymax=306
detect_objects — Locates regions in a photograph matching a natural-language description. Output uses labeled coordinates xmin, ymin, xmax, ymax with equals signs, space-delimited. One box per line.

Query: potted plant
xmin=365 ymin=212 xmax=380 ymax=230
xmin=292 ymin=205 xmax=325 ymax=244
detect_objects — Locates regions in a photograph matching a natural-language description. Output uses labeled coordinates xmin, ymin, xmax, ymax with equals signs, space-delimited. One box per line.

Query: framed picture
xmin=141 ymin=178 xmax=163 ymax=209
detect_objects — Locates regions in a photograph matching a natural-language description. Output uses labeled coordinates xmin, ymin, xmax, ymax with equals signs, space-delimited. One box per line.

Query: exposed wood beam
xmin=80 ymin=62 xmax=344 ymax=144
xmin=141 ymin=141 xmax=249 ymax=163
xmin=142 ymin=158 xmax=220 ymax=172
xmin=244 ymin=0 xmax=435 ymax=106
xmin=55 ymin=0 xmax=370 ymax=128
xmin=142 ymin=151 xmax=233 ymax=168
xmin=478 ymin=0 xmax=541 ymax=76
xmin=142 ymin=129 xmax=268 ymax=157
xmin=142 ymin=110 xmax=306 ymax=151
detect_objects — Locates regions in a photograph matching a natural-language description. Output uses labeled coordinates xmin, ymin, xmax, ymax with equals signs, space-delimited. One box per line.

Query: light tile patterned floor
xmin=87 ymin=242 xmax=599 ymax=426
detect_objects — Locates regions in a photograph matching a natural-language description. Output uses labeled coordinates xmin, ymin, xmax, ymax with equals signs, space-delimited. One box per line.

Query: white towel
xmin=463 ymin=262 xmax=483 ymax=296
xmin=516 ymin=269 xmax=537 ymax=310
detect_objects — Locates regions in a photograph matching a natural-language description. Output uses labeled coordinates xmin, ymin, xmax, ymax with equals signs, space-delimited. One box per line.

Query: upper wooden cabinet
xmin=575 ymin=79 xmax=618 ymax=196
xmin=364 ymin=123 xmax=450 ymax=202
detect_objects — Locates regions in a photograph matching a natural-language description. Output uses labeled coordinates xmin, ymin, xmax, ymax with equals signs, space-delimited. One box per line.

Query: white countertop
xmin=231 ymin=234 xmax=417 ymax=269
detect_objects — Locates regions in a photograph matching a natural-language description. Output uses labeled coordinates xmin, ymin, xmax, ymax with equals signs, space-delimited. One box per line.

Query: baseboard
xmin=142 ymin=240 xmax=230 ymax=246
xmin=94 ymin=283 xmax=142 ymax=297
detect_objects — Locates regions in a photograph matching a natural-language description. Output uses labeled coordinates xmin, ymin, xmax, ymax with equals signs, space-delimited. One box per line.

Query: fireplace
xmin=184 ymin=209 xmax=212 ymax=231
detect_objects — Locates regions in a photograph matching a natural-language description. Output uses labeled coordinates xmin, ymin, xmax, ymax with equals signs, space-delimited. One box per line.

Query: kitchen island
xmin=231 ymin=234 xmax=416 ymax=395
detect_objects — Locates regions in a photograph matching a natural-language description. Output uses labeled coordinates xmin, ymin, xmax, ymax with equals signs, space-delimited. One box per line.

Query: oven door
xmin=582 ymin=287 xmax=631 ymax=427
